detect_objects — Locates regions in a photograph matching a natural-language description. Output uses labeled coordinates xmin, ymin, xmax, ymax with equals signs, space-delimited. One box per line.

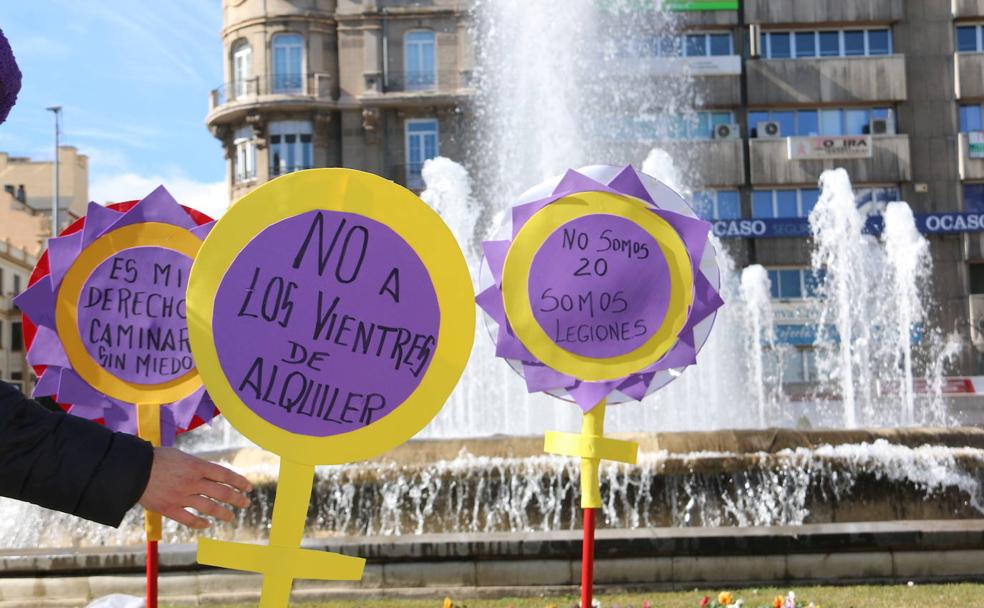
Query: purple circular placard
xmin=527 ymin=214 xmax=671 ymax=358
xmin=213 ymin=210 xmax=440 ymax=438
xmin=77 ymin=246 xmax=194 ymax=384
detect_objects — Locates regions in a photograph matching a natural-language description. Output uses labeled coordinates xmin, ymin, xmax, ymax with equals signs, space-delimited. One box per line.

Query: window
xmin=751 ymin=107 xmax=893 ymax=137
xmin=794 ymin=31 xmax=816 ymax=57
xmin=647 ymin=33 xmax=732 ymax=57
xmin=770 ymin=347 xmax=818 ymax=384
xmin=405 ymin=119 xmax=439 ymax=189
xmin=965 ymin=184 xmax=984 ymax=213
xmin=960 ymin=104 xmax=984 ymax=132
xmin=233 ymin=126 xmax=257 ymax=184
xmin=971 ymin=264 xmax=984 ymax=294
xmin=761 ymin=28 xmax=892 ymax=59
xmin=957 ymin=25 xmax=984 ymax=52
xmin=272 ymin=33 xmax=304 ymax=93
xmin=269 ymin=121 xmax=312 ymax=176
xmin=752 ymin=188 xmax=821 ymax=218
xmin=11 ymin=321 xmax=22 ymax=352
xmin=232 ymin=40 xmax=252 ymax=98
xmin=12 ymin=274 xmax=20 ymax=295
xmin=691 ymin=190 xmax=740 ymax=220
xmin=404 ymin=30 xmax=436 ymax=91
xmin=854 ymin=186 xmax=900 ymax=213
xmin=766 ymin=268 xmax=826 ymax=300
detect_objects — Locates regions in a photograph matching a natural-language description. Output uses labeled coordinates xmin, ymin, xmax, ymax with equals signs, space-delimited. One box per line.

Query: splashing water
xmin=741 ymin=265 xmax=777 ymax=427
xmin=882 ymin=202 xmax=931 ymax=425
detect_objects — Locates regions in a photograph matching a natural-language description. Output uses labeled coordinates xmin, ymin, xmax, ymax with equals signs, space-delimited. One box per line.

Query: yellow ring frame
xmin=186 ymin=168 xmax=475 ymax=466
xmin=55 ymin=222 xmax=204 ymax=404
xmin=501 ymin=192 xmax=694 ymax=382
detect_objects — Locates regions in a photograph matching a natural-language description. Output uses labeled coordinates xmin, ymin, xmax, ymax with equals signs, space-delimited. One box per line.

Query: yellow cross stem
xmin=136 ymin=403 xmax=162 ymax=541
xmin=197 ymin=457 xmax=365 ymax=607
xmin=543 ymin=400 xmax=638 ymax=509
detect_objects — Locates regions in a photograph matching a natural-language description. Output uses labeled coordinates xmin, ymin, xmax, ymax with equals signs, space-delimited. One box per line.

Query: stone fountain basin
xmin=6 ymin=427 xmax=984 ymax=550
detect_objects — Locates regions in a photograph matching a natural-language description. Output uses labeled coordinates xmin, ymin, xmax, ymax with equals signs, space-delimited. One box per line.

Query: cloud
xmin=90 ymin=172 xmax=229 ymax=219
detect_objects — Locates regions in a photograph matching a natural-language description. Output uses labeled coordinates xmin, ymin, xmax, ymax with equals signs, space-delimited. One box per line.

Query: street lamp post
xmin=46 ymin=105 xmax=61 ymax=237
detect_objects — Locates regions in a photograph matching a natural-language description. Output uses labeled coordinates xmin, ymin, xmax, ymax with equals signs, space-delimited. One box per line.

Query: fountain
xmin=0 ymin=0 xmax=978 ymax=555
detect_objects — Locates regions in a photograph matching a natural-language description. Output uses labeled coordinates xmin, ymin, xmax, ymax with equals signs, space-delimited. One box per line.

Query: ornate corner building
xmin=206 ymin=0 xmax=471 ymax=201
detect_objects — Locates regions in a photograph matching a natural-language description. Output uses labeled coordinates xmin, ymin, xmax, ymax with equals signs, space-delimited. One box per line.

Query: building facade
xmin=0 ymin=147 xmax=89 ymax=234
xmin=206 ymin=0 xmax=470 ymax=202
xmin=206 ymin=0 xmax=984 ymax=379
xmin=0 ymin=237 xmax=36 ymax=394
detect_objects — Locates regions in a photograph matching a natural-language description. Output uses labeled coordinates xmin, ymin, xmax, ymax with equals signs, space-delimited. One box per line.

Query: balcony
xmin=206 ymin=73 xmax=334 ymax=126
xmin=611 ymin=56 xmax=742 ymax=107
xmin=955 ymin=0 xmax=984 ymax=18
xmin=384 ymin=164 xmax=426 ymax=192
xmin=750 ymin=134 xmax=911 ymax=184
xmin=958 ymin=132 xmax=984 ymax=180
xmin=747 ymin=55 xmax=906 ymax=106
xmin=744 ymin=0 xmax=904 ymax=24
xmin=657 ymin=138 xmax=746 ymax=187
xmin=957 ymin=53 xmax=984 ymax=99
xmin=358 ymin=69 xmax=472 ymax=107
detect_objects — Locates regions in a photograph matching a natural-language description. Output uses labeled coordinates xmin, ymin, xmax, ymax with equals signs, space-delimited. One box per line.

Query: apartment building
xmin=0 ymin=147 xmax=89 ymax=234
xmin=0 ymin=237 xmax=35 ymax=393
xmin=206 ymin=0 xmax=984 ymax=379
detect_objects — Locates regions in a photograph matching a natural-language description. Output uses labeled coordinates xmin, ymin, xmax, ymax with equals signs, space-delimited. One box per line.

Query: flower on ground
xmin=442 ymin=598 xmax=453 ymax=608
xmin=700 ymin=595 xmax=710 ymax=607
xmin=718 ymin=591 xmax=733 ymax=605
xmin=772 ymin=597 xmax=783 ymax=608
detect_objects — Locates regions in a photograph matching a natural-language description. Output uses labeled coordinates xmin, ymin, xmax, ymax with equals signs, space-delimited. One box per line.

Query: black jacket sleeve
xmin=0 ymin=381 xmax=154 ymax=527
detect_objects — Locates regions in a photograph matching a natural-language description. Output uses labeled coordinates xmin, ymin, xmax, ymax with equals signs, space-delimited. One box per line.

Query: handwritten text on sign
xmin=212 ymin=211 xmax=440 ymax=437
xmin=527 ymin=214 xmax=670 ymax=359
xmin=77 ymin=247 xmax=193 ymax=384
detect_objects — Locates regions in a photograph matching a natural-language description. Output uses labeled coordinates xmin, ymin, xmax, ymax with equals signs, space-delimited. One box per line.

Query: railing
xmin=209 ymin=72 xmax=333 ymax=110
xmin=386 ymin=163 xmax=426 ymax=191
xmin=0 ymin=238 xmax=37 ymax=266
xmin=269 ymin=163 xmax=315 ymax=178
xmin=380 ymin=70 xmax=472 ymax=94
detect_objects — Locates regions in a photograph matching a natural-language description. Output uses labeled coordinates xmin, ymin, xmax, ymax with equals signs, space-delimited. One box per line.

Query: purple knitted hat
xmin=0 ymin=27 xmax=22 ymax=124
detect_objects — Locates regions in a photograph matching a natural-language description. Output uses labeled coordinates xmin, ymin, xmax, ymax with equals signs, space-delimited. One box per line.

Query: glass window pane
xmin=776 ymin=190 xmax=798 ymax=217
xmin=661 ymin=35 xmax=681 ymax=57
xmin=846 ymin=109 xmax=869 ymax=135
xmin=796 ymin=110 xmax=819 ymax=136
xmin=717 ymin=191 xmax=741 ymax=219
xmin=868 ymin=29 xmax=890 ymax=55
xmin=844 ymin=30 xmax=865 ymax=56
xmin=795 ymin=32 xmax=816 ymax=57
xmin=960 ymin=105 xmax=983 ymax=132
xmin=686 ymin=34 xmax=706 ymax=57
xmin=971 ymin=264 xmax=984 ymax=294
xmin=965 ymin=184 xmax=984 ymax=212
xmin=769 ymin=32 xmax=791 ymax=58
xmin=805 ymin=270 xmax=825 ymax=297
xmin=752 ymin=191 xmax=774 ymax=218
xmin=957 ymin=26 xmax=979 ymax=52
xmin=778 ymin=269 xmax=803 ymax=298
xmin=772 ymin=110 xmax=795 ymax=136
xmin=821 ymin=109 xmax=843 ymax=135
xmin=800 ymin=188 xmax=820 ymax=216
xmin=709 ymin=33 xmax=731 ymax=56
xmin=749 ymin=111 xmax=769 ymax=137
xmin=692 ymin=191 xmax=714 ymax=218
xmin=782 ymin=349 xmax=806 ymax=382
xmin=711 ymin=111 xmax=733 ymax=126
xmin=767 ymin=270 xmax=780 ymax=299
xmin=819 ymin=31 xmax=840 ymax=57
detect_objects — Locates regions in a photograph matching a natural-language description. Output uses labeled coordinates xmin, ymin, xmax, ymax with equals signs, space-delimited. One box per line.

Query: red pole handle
xmin=581 ymin=507 xmax=596 ymax=608
xmin=147 ymin=540 xmax=159 ymax=608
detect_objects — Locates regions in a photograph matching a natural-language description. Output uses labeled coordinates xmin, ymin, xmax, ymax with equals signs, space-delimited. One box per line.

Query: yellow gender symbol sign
xmin=187 ymin=168 xmax=475 ymax=607
xmin=500 ymin=192 xmax=695 ymax=507
xmin=56 ymin=222 xmax=205 ymax=539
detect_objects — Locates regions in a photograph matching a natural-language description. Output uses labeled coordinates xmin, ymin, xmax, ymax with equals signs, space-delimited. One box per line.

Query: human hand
xmin=137 ymin=447 xmax=252 ymax=529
